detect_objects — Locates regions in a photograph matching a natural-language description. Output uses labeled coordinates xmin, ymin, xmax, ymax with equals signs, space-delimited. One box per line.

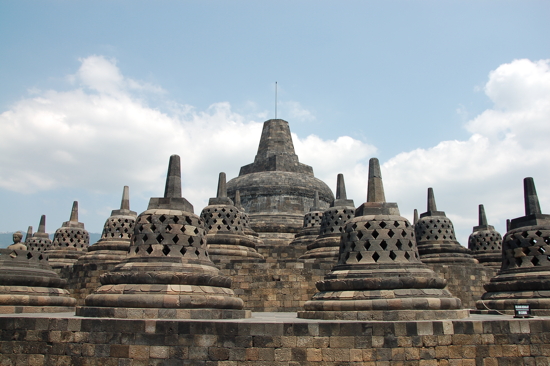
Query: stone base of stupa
xmin=76 ymin=306 xmax=251 ymax=319
xmin=0 ymin=305 xmax=75 ymax=314
xmin=299 ymin=236 xmax=340 ymax=260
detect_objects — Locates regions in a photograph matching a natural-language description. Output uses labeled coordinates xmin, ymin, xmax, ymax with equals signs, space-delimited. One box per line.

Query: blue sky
xmin=1 ymin=1 xmax=549 ymax=247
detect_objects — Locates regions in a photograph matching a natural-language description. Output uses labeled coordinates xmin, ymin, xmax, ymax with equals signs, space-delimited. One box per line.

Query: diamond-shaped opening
xmin=171 ymin=235 xmax=179 ymax=244
xmin=180 ymin=247 xmax=186 ymax=256
xmin=393 ymin=221 xmax=400 ymax=228
xmin=26 ymin=252 xmax=33 ymax=259
xmin=531 ymin=256 xmax=540 ymax=266
xmin=146 ymin=245 xmax=153 ymax=254
xmin=536 ymin=230 xmax=542 ymax=237
xmin=221 ymin=208 xmax=226 ymax=212
xmin=379 ymin=221 xmax=387 ymax=229
xmin=538 ymin=247 xmax=546 ymax=254
xmin=372 ymin=230 xmax=379 ymax=239
xmin=38 ymin=254 xmax=43 ymax=260
xmin=159 ymin=215 xmax=167 ymax=223
xmin=396 ymin=240 xmax=403 ymax=251
xmin=222 ymin=219 xmax=228 ymax=225
xmin=166 ymin=225 xmax=172 ymax=232
xmin=434 ymin=235 xmax=439 ymax=240
xmin=156 ymin=234 xmax=164 ymax=243
xmin=162 ymin=245 xmax=171 ymax=256
xmin=364 ymin=242 xmax=371 ymax=250
xmin=389 ymin=251 xmax=397 ymax=261
xmin=217 ymin=225 xmax=222 ymax=230
xmin=372 ymin=252 xmax=380 ymax=262
xmin=365 ymin=222 xmax=371 ymax=229
xmin=188 ymin=237 xmax=194 ymax=245
xmin=522 ymin=247 xmax=530 ymax=255
xmin=522 ymin=231 xmax=529 ymax=238
xmin=195 ymin=249 xmax=201 ymax=256
xmin=146 ymin=215 xmax=152 ymax=223
xmin=185 ymin=216 xmax=193 ymax=225
xmin=150 ymin=224 xmax=157 ymax=232
xmin=380 ymin=240 xmax=388 ymax=250
xmin=352 ymin=223 xmax=358 ymax=230
xmin=544 ymin=237 xmax=550 ymax=244
xmin=194 ymin=228 xmax=199 ymax=235
xmin=515 ymin=257 xmax=523 ymax=267
xmin=530 ymin=238 xmax=538 ymax=245
xmin=356 ymin=252 xmax=363 ymax=262
xmin=401 ymin=230 xmax=408 ymax=238
xmin=134 ymin=247 xmax=140 ymax=254
xmin=142 ymin=234 xmax=149 ymax=242
xmin=357 ymin=231 xmax=364 ymax=240
xmin=404 ymin=252 xmax=410 ymax=260
xmin=388 ymin=230 xmax=395 ymax=238
xmin=350 ymin=242 xmax=356 ymax=251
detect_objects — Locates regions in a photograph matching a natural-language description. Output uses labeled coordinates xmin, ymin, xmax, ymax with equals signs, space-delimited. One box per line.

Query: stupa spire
xmin=413 ymin=209 xmax=419 ymax=225
xmin=478 ymin=204 xmax=488 ymax=226
xmin=217 ymin=172 xmax=227 ymax=198
xmin=234 ymin=190 xmax=242 ymax=209
xmin=524 ymin=177 xmax=541 ymax=215
xmin=38 ymin=215 xmax=46 ymax=234
xmin=25 ymin=226 xmax=33 ymax=242
xmin=367 ymin=157 xmax=385 ymax=203
xmin=164 ymin=155 xmax=182 ymax=198
xmin=336 ymin=174 xmax=347 ymax=200
xmin=120 ymin=185 xmax=130 ymax=210
xmin=427 ymin=188 xmax=437 ymax=212
xmin=70 ymin=201 xmax=79 ymax=222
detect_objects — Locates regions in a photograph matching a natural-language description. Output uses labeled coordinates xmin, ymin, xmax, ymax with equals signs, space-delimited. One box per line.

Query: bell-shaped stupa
xmin=299 ymin=158 xmax=466 ymax=320
xmin=226 ymin=119 xmax=334 ymax=246
xmin=78 ymin=155 xmax=249 ymax=319
xmin=415 ymin=188 xmax=478 ymax=264
xmin=46 ymin=202 xmax=90 ymax=269
xmin=300 ymin=174 xmax=355 ymax=260
xmin=200 ymin=173 xmax=263 ymax=261
xmin=0 ymin=232 xmax=76 ymax=313
xmin=476 ymin=178 xmax=550 ymax=315
xmin=468 ymin=205 xmax=503 ymax=268
xmin=77 ymin=186 xmax=137 ymax=264
xmin=26 ymin=215 xmax=53 ymax=252
xmin=290 ymin=191 xmax=324 ymax=254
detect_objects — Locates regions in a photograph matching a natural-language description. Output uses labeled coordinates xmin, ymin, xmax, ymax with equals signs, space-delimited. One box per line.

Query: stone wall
xmin=0 ymin=314 xmax=549 ymax=365
xmin=61 ymin=262 xmax=118 ymax=306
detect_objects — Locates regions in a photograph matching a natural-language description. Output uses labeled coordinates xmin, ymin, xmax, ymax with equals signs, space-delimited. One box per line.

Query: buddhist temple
xmin=468 ymin=204 xmax=503 ymax=268
xmin=25 ymin=215 xmax=53 ymax=252
xmin=299 ymin=158 xmax=466 ymax=320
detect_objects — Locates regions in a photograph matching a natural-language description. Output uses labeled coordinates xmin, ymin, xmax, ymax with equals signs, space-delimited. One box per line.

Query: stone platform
xmin=0 ymin=312 xmax=549 ymax=365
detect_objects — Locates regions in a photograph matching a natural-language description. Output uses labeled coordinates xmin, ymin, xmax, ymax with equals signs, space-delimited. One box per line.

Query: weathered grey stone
xmin=300 ymin=174 xmax=355 ymax=261
xmin=468 ymin=204 xmax=503 ymax=268
xmin=415 ymin=188 xmax=478 ymax=264
xmin=226 ymin=119 xmax=334 ymax=245
xmin=477 ymin=177 xmax=550 ymax=315
xmin=299 ymin=158 xmax=466 ymax=320
xmin=200 ymin=172 xmax=264 ymax=261
xmin=46 ymin=202 xmax=90 ymax=269
xmin=290 ymin=191 xmax=324 ymax=255
xmin=79 ymin=155 xmax=248 ymax=319
xmin=26 ymin=215 xmax=53 ymax=253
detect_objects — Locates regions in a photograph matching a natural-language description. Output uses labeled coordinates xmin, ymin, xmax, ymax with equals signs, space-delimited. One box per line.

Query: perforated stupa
xmin=477 ymin=177 xmax=550 ymax=315
xmin=468 ymin=204 xmax=503 ymax=268
xmin=26 ymin=215 xmax=53 ymax=253
xmin=299 ymin=158 xmax=466 ymax=320
xmin=415 ymin=188 xmax=478 ymax=264
xmin=78 ymin=155 xmax=249 ymax=319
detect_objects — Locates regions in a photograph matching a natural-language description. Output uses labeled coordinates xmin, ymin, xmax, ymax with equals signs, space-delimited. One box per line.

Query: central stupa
xmin=227 ymin=119 xmax=334 ymax=245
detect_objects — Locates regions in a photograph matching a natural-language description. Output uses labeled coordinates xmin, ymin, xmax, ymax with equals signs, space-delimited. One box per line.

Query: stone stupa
xmin=226 ymin=119 xmax=334 ymax=246
xmin=468 ymin=204 xmax=503 ymax=268
xmin=78 ymin=155 xmax=249 ymax=319
xmin=26 ymin=215 xmax=53 ymax=253
xmin=299 ymin=158 xmax=466 ymax=320
xmin=289 ymin=191 xmax=324 ymax=255
xmin=300 ymin=174 xmax=355 ymax=261
xmin=476 ymin=177 xmax=550 ymax=315
xmin=76 ymin=186 xmax=137 ymax=265
xmin=415 ymin=188 xmax=478 ymax=264
xmin=0 ymin=231 xmax=76 ymax=313
xmin=200 ymin=172 xmax=264 ymax=261
xmin=46 ymin=201 xmax=90 ymax=270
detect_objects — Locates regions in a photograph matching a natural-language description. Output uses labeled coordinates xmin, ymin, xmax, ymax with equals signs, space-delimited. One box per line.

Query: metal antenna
xmin=275 ymin=81 xmax=277 ymax=119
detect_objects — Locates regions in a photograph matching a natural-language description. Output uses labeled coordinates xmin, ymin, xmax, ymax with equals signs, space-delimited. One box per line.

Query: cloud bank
xmin=1 ymin=56 xmax=549 ymax=246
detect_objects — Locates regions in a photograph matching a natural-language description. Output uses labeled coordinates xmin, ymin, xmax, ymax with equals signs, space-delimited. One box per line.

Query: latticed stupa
xmin=299 ymin=158 xmax=466 ymax=320
xmin=468 ymin=204 xmax=503 ymax=268
xmin=76 ymin=186 xmax=137 ymax=265
xmin=415 ymin=188 xmax=478 ymax=264
xmin=226 ymin=119 xmax=334 ymax=245
xmin=477 ymin=177 xmax=550 ymax=315
xmin=289 ymin=191 xmax=324 ymax=254
xmin=26 ymin=215 xmax=53 ymax=252
xmin=46 ymin=202 xmax=90 ymax=269
xmin=0 ymin=232 xmax=76 ymax=313
xmin=300 ymin=174 xmax=355 ymax=261
xmin=78 ymin=155 xmax=249 ymax=319
xmin=200 ymin=172 xmax=263 ymax=261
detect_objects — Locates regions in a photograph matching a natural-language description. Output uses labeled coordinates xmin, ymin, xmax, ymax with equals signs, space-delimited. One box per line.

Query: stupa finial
xmin=120 ymin=186 xmax=130 ymax=210
xmin=70 ymin=201 xmax=79 ymax=222
xmin=413 ymin=209 xmax=418 ymax=226
xmin=367 ymin=158 xmax=385 ymax=203
xmin=25 ymin=226 xmax=33 ymax=242
xmin=336 ymin=174 xmax=347 ymax=200
xmin=314 ymin=191 xmax=319 ymax=208
xmin=524 ymin=177 xmax=541 ymax=216
xmin=217 ymin=172 xmax=227 ymax=198
xmin=164 ymin=155 xmax=182 ymax=199
xmin=38 ymin=215 xmax=46 ymax=233
xmin=234 ymin=190 xmax=242 ymax=208
xmin=479 ymin=204 xmax=488 ymax=226
xmin=427 ymin=188 xmax=437 ymax=212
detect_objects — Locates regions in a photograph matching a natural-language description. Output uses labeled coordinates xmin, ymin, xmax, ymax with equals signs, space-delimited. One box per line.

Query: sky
xmin=1 ymin=1 xmax=549 ymax=248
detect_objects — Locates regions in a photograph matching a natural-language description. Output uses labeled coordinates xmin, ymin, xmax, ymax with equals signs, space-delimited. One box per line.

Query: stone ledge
xmin=76 ymin=306 xmax=251 ymax=319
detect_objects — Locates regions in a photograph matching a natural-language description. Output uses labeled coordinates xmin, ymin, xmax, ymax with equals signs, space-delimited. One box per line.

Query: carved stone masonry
xmin=468 ymin=204 xmax=503 ymax=268
xmin=299 ymin=158 xmax=467 ymax=321
xmin=26 ymin=215 xmax=53 ymax=253
xmin=78 ymin=155 xmax=249 ymax=319
xmin=290 ymin=191 xmax=324 ymax=254
xmin=477 ymin=177 xmax=550 ymax=315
